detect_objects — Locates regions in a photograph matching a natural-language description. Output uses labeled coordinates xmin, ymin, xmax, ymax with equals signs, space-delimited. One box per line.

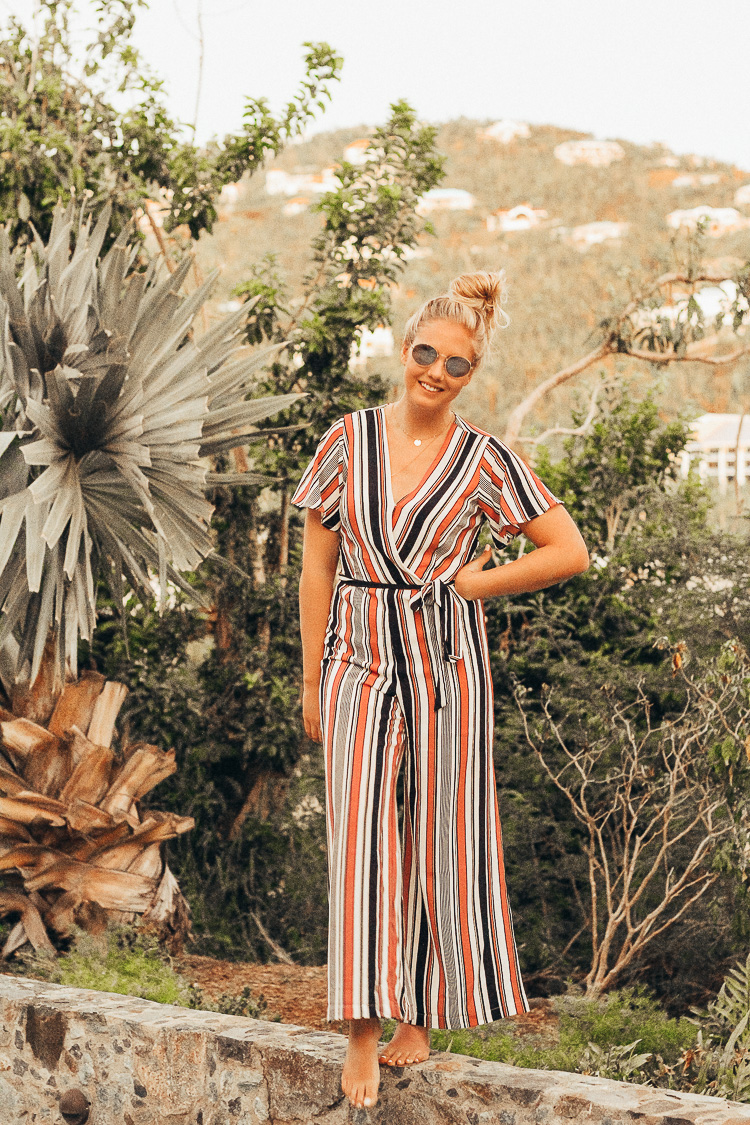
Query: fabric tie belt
xmin=338 ymin=573 xmax=463 ymax=711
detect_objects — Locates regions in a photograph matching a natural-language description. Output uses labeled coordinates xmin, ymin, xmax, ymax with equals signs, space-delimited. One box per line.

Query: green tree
xmin=0 ymin=0 xmax=342 ymax=241
xmin=488 ymin=385 xmax=750 ymax=1004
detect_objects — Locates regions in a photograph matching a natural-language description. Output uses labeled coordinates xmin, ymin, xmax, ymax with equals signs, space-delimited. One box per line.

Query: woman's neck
xmin=390 ymin=397 xmax=455 ymax=437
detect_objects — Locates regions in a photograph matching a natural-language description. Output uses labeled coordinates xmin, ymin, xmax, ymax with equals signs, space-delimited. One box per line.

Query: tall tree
xmin=0 ymin=0 xmax=342 ymax=242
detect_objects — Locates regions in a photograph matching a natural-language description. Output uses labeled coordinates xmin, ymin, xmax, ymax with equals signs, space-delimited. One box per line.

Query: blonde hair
xmin=402 ymin=270 xmax=509 ymax=369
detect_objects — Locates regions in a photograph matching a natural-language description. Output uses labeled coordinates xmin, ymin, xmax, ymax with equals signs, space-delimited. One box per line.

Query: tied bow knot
xmin=408 ymin=577 xmax=463 ymax=710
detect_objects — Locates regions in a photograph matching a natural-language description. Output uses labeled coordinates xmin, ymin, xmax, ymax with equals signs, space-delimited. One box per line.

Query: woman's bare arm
xmin=299 ymin=507 xmax=341 ymax=742
xmin=454 ymin=503 xmax=589 ymax=601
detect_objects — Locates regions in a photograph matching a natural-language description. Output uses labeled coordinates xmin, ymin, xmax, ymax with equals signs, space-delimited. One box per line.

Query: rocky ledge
xmin=1 ymin=973 xmax=749 ymax=1124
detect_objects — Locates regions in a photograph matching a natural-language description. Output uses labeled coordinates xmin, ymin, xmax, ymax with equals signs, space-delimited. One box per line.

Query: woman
xmin=292 ymin=271 xmax=589 ymax=1110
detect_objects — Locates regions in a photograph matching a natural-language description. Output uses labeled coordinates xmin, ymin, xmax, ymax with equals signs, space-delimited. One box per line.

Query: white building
xmin=671 ymin=173 xmax=720 ymax=188
xmin=265 ymin=169 xmax=295 ymax=196
xmin=554 ymin=139 xmax=625 ymax=167
xmin=343 ymin=138 xmax=372 ymax=165
xmin=557 ymin=221 xmax=629 ymax=251
xmin=416 ymin=188 xmax=475 ymax=214
xmin=632 ymin=281 xmax=747 ymax=334
xmin=265 ymin=166 xmax=340 ymax=197
xmin=282 ymin=197 xmax=309 ymax=217
xmin=349 ymin=325 xmax=395 ymax=370
xmin=679 ymin=414 xmax=750 ymax=493
xmin=218 ymin=182 xmax=242 ymax=206
xmin=476 ymin=120 xmax=531 ymax=144
xmin=486 ymin=204 xmax=548 ymax=232
xmin=666 ymin=206 xmax=750 ymax=237
xmin=734 ymin=184 xmax=750 ymax=207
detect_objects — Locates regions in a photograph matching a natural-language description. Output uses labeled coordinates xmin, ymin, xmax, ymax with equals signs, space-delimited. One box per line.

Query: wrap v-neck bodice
xmin=292 ymin=405 xmax=564 ymax=590
xmin=379 ymin=405 xmax=458 ymax=522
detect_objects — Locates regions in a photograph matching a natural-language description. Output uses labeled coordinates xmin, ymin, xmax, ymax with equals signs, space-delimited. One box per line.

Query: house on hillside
xmin=666 ymin=206 xmax=750 ymax=237
xmin=216 ymin=182 xmax=243 ymax=220
xmin=486 ymin=204 xmax=549 ymax=232
xmin=282 ymin=197 xmax=309 ymax=217
xmin=734 ymin=184 xmax=750 ymax=206
xmin=679 ymin=414 xmax=750 ymax=494
xmin=556 ymin=221 xmax=629 ymax=250
xmin=349 ymin=325 xmax=395 ymax=369
xmin=416 ymin=188 xmax=475 ymax=214
xmin=554 ymin=139 xmax=625 ymax=167
xmin=297 ymin=167 xmax=340 ymax=195
xmin=265 ymin=169 xmax=296 ymax=196
xmin=476 ymin=120 xmax=530 ymax=144
xmin=671 ymin=173 xmax=721 ymax=188
xmin=265 ymin=166 xmax=340 ymax=197
xmin=631 ymin=281 xmax=746 ymax=336
xmin=343 ymin=138 xmax=373 ymax=164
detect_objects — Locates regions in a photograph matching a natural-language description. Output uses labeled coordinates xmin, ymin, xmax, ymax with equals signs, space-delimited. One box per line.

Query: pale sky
xmin=5 ymin=0 xmax=750 ymax=168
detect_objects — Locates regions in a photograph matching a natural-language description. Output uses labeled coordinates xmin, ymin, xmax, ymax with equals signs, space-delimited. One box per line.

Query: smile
xmin=418 ymin=381 xmax=442 ymax=393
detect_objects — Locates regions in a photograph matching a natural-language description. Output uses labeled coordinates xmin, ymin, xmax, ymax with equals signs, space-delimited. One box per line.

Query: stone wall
xmin=2 ymin=974 xmax=750 ymax=1124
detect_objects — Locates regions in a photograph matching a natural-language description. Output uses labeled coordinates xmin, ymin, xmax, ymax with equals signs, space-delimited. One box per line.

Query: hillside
xmin=195 ymin=117 xmax=750 ymax=451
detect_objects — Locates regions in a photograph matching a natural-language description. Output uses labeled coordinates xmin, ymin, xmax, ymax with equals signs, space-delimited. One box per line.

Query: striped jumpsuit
xmin=292 ymin=405 xmax=564 ymax=1029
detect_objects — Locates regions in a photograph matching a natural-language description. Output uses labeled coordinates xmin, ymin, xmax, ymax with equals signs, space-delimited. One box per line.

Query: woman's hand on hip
xmin=453 ymin=545 xmax=492 ymax=600
xmin=302 ymin=682 xmax=323 ymax=743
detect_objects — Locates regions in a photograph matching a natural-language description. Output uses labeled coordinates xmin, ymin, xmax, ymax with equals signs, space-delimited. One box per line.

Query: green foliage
xmin=423 ymin=984 xmax=695 ymax=1075
xmin=681 ymin=950 xmax=750 ymax=1101
xmin=0 ymin=2 xmax=341 ymax=242
xmin=11 ymin=922 xmax=275 ymax=1017
xmin=13 ymin=925 xmax=193 ymax=1006
xmin=185 ymin=983 xmax=275 ymax=1021
xmin=487 ymin=386 xmax=750 ymax=1001
xmin=533 ymin=380 xmax=703 ymax=551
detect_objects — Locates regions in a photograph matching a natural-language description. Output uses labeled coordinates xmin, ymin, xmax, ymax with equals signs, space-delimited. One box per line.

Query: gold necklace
xmin=390 ymin=430 xmax=443 ymax=481
xmin=388 ymin=402 xmax=453 ymax=447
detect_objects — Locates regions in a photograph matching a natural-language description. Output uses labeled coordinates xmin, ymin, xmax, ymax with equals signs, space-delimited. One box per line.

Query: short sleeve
xmin=290 ymin=418 xmax=346 ymax=532
xmin=479 ymin=436 xmax=565 ymax=548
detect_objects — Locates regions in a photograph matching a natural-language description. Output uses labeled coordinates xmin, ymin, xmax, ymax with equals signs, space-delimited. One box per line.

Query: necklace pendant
xmin=413 ymin=438 xmax=422 ymax=446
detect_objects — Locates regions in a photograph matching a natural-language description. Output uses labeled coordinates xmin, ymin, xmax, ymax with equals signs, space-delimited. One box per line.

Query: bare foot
xmin=378 ymin=1021 xmax=430 ymax=1066
xmin=341 ymin=1017 xmax=382 ymax=1109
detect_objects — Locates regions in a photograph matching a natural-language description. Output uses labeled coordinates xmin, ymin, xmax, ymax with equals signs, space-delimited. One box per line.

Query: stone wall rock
xmin=2 ymin=973 xmax=750 ymax=1124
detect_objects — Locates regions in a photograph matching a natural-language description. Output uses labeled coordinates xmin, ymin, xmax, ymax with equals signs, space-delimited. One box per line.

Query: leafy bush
xmin=9 ymin=924 xmax=273 ymax=1018
xmin=12 ymin=926 xmax=192 ymax=1006
xmin=423 ymin=984 xmax=695 ymax=1076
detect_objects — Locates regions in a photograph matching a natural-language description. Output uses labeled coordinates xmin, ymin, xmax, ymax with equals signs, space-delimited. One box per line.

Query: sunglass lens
xmin=445 ymin=356 xmax=472 ymax=378
xmin=412 ymin=344 xmax=437 ymax=366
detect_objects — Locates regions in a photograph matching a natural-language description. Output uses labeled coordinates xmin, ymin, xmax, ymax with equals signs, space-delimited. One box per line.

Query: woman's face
xmin=400 ymin=318 xmax=477 ymax=413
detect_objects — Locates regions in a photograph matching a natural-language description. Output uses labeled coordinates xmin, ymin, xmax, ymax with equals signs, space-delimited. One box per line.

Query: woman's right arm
xmin=299 ymin=507 xmax=341 ymax=743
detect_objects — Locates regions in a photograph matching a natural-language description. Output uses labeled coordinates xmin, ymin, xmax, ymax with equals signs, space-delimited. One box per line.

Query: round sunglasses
xmin=411 ymin=343 xmax=473 ymax=379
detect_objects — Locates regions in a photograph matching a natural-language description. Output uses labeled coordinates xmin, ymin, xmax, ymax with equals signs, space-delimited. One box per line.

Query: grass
xmin=380 ymin=984 xmax=698 ymax=1078
xmin=7 ymin=925 xmax=276 ymax=1019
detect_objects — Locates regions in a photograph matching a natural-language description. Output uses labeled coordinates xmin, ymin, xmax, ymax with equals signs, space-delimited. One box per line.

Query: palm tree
xmin=0 ymin=203 xmax=300 ymax=956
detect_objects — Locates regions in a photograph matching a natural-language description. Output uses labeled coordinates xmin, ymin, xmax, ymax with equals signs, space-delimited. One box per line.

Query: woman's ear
xmin=400 ymin=341 xmax=409 ymax=365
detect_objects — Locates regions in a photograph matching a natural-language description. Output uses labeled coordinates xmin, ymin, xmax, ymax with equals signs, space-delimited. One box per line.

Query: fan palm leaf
xmin=0 ymin=201 xmax=299 ymax=689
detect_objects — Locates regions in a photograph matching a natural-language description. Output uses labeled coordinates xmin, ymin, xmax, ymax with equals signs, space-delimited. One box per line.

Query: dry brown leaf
xmin=48 ymin=672 xmax=106 ymax=740
xmin=59 ymin=729 xmax=114 ymax=805
xmin=0 ymin=891 xmax=56 ymax=956
xmin=87 ymin=682 xmax=128 ymax=749
xmin=24 ymin=856 xmax=155 ymax=912
xmin=0 ymin=717 xmax=58 ymax=770
xmin=0 ymin=795 xmax=66 ymax=827
xmin=101 ymin=745 xmax=177 ymax=821
xmin=65 ymin=799 xmax=115 ymax=833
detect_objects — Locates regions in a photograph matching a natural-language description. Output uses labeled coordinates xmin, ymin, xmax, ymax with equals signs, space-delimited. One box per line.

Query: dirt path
xmin=177 ymin=955 xmax=557 ymax=1040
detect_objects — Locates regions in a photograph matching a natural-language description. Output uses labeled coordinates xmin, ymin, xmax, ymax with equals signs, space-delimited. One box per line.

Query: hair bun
xmin=448 ymin=270 xmax=509 ymax=342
